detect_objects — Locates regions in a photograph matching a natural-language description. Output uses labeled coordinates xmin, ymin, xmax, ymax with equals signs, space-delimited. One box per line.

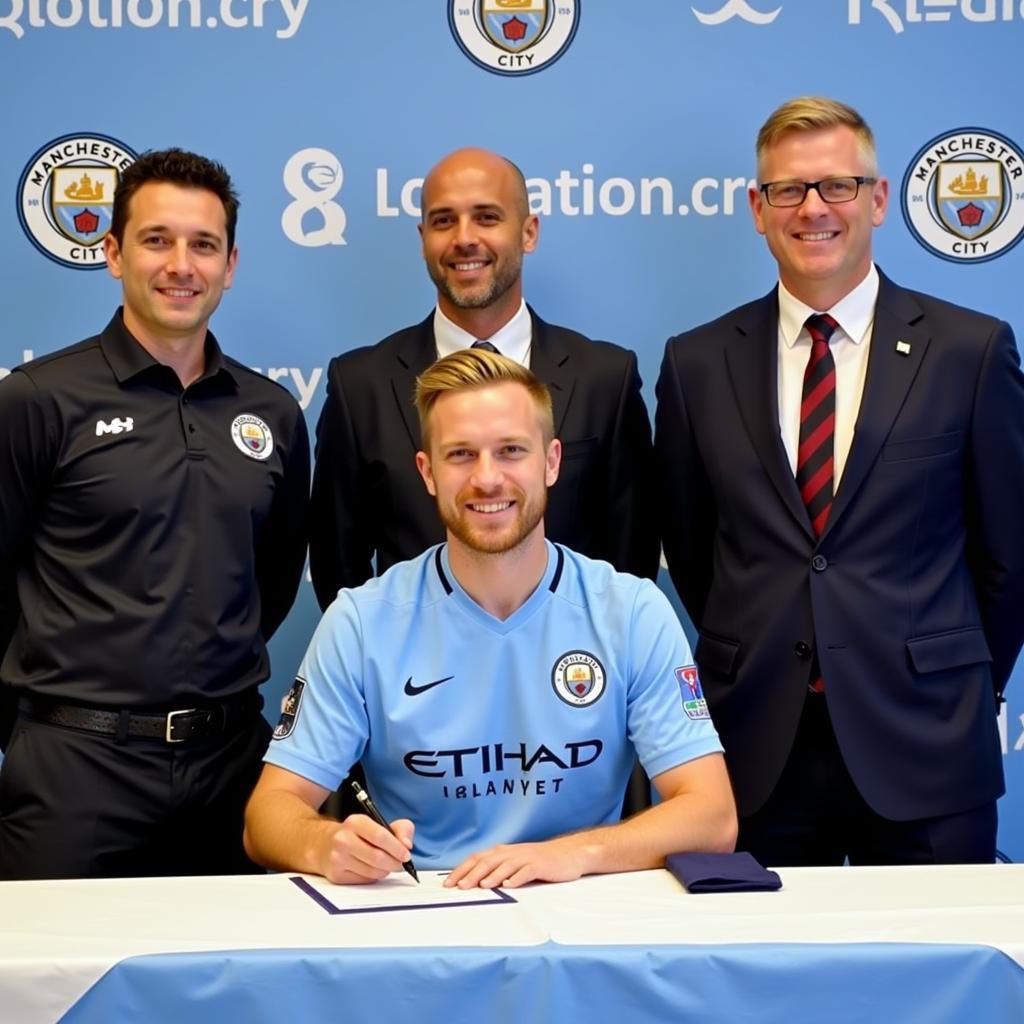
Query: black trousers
xmin=0 ymin=707 xmax=271 ymax=880
xmin=737 ymin=692 xmax=997 ymax=867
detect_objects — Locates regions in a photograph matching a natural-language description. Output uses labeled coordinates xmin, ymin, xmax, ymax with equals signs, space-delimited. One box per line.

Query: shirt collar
xmin=432 ymin=299 xmax=532 ymax=366
xmin=99 ymin=307 xmax=236 ymax=390
xmin=777 ymin=263 xmax=880 ymax=348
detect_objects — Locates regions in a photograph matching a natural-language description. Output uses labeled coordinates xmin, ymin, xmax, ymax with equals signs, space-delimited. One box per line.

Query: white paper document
xmin=289 ymin=871 xmax=516 ymax=914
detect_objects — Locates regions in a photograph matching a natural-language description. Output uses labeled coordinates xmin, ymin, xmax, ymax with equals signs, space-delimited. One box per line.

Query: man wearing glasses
xmin=655 ymin=96 xmax=1024 ymax=865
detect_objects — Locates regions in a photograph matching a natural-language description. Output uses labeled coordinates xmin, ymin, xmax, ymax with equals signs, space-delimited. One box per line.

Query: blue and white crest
xmin=552 ymin=650 xmax=606 ymax=707
xmin=902 ymin=128 xmax=1024 ymax=264
xmin=17 ymin=133 xmax=137 ymax=270
xmin=449 ymin=0 xmax=578 ymax=77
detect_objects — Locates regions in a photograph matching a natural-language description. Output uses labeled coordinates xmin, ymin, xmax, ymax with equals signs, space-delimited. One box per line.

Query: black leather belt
xmin=19 ymin=691 xmax=260 ymax=744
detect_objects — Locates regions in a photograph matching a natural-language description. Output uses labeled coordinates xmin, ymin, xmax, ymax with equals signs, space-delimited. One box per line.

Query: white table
xmin=2 ymin=864 xmax=1022 ymax=1023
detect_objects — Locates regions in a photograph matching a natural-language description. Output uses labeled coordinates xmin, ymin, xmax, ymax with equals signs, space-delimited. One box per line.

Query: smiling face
xmin=749 ymin=125 xmax=888 ymax=310
xmin=418 ymin=149 xmax=538 ymax=333
xmin=104 ymin=180 xmax=237 ymax=352
xmin=415 ymin=380 xmax=560 ymax=557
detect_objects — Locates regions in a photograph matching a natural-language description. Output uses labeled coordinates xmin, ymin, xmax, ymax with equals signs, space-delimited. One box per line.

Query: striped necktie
xmin=471 ymin=340 xmax=499 ymax=354
xmin=797 ymin=313 xmax=838 ymax=537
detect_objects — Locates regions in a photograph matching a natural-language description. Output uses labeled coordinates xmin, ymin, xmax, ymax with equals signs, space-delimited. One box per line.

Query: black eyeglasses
xmin=759 ymin=176 xmax=877 ymax=208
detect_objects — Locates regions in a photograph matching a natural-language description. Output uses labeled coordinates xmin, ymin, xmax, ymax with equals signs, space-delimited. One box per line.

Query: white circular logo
xmin=901 ymin=128 xmax=1024 ymax=264
xmin=230 ymin=414 xmax=275 ymax=461
xmin=552 ymin=650 xmax=606 ymax=707
xmin=17 ymin=133 xmax=137 ymax=270
xmin=281 ymin=147 xmax=347 ymax=247
xmin=449 ymin=0 xmax=580 ymax=77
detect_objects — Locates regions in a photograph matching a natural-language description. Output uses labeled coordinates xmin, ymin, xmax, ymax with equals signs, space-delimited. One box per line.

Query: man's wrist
xmin=553 ymin=830 xmax=607 ymax=876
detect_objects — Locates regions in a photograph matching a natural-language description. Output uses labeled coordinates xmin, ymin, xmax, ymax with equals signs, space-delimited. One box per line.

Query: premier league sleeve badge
xmin=273 ymin=678 xmax=306 ymax=739
xmin=675 ymin=665 xmax=710 ymax=720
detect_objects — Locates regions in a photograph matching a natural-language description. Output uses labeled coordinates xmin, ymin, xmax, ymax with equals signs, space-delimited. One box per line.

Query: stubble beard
xmin=430 ymin=252 xmax=522 ymax=311
xmin=439 ymin=487 xmax=547 ymax=556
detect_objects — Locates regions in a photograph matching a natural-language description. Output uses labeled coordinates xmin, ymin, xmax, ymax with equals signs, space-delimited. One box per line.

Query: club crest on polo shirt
xmin=230 ymin=413 xmax=274 ymax=461
xmin=551 ymin=650 xmax=606 ymax=707
xmin=273 ymin=678 xmax=306 ymax=739
xmin=675 ymin=665 xmax=710 ymax=720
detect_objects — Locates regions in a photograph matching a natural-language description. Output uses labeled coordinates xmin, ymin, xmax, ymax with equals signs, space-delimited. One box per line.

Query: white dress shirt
xmin=777 ymin=265 xmax=880 ymax=486
xmin=432 ymin=299 xmax=532 ymax=368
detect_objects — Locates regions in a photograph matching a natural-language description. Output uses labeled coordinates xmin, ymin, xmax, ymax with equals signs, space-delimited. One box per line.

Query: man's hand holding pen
xmin=317 ymin=812 xmax=416 ymax=885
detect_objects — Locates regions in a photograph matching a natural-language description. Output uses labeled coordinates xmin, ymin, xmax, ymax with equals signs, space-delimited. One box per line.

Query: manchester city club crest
xmin=273 ymin=678 xmax=306 ymax=739
xmin=17 ymin=133 xmax=137 ymax=270
xmin=449 ymin=0 xmax=579 ymax=77
xmin=675 ymin=665 xmax=710 ymax=720
xmin=552 ymin=650 xmax=606 ymax=707
xmin=230 ymin=413 xmax=275 ymax=461
xmin=901 ymin=128 xmax=1024 ymax=264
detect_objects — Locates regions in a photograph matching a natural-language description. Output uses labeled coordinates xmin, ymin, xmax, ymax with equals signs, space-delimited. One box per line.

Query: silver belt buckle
xmin=165 ymin=708 xmax=197 ymax=743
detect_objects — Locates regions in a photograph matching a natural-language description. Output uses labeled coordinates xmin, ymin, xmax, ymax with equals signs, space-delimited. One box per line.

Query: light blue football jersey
xmin=266 ymin=541 xmax=722 ymax=869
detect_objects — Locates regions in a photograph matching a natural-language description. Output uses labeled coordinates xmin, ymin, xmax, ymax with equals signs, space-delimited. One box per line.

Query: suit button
xmin=794 ymin=641 xmax=811 ymax=659
xmin=811 ymin=554 xmax=828 ymax=572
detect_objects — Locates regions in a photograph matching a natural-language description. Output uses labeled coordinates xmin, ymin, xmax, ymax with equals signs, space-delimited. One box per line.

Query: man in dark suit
xmin=309 ymin=147 xmax=657 ymax=815
xmin=309 ymin=147 xmax=657 ymax=607
xmin=655 ymin=97 xmax=1024 ymax=865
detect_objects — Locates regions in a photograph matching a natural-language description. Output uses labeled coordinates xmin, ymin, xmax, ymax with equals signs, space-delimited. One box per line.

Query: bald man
xmin=309 ymin=147 xmax=658 ymax=605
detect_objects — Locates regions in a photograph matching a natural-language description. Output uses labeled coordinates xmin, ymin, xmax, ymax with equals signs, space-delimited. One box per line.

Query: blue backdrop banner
xmin=2 ymin=0 xmax=1023 ymax=857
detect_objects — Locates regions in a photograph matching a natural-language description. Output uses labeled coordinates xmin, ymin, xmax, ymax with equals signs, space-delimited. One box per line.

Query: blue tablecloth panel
xmin=60 ymin=942 xmax=1024 ymax=1024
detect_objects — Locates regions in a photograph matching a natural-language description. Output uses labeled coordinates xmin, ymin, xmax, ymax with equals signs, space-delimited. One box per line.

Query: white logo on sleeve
xmin=95 ymin=416 xmax=134 ymax=436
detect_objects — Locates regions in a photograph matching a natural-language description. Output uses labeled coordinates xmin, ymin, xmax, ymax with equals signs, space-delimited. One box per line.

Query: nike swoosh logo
xmin=404 ymin=675 xmax=455 ymax=697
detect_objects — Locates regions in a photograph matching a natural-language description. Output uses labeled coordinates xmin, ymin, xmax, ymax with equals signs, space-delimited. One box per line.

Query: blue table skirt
xmin=61 ymin=942 xmax=1024 ymax=1024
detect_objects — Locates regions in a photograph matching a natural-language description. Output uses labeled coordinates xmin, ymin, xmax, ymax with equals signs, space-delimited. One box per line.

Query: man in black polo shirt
xmin=0 ymin=149 xmax=310 ymax=879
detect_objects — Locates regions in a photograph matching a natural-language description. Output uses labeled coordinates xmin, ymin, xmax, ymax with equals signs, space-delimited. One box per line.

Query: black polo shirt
xmin=0 ymin=310 xmax=309 ymax=708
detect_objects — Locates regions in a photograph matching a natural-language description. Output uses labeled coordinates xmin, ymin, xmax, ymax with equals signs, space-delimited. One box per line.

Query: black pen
xmin=350 ymin=781 xmax=420 ymax=883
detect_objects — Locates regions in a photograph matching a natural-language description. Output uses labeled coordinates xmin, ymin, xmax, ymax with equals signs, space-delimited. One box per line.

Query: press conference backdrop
xmin=2 ymin=1 xmax=1022 ymax=856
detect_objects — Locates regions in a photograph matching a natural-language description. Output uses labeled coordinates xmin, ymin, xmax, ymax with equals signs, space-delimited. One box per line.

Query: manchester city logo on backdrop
xmin=901 ymin=128 xmax=1024 ymax=264
xmin=17 ymin=133 xmax=137 ymax=270
xmin=552 ymin=650 xmax=606 ymax=707
xmin=449 ymin=0 xmax=579 ymax=77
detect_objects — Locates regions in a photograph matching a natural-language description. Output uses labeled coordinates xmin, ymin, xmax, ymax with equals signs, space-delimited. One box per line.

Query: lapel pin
xmin=895 ymin=340 xmax=912 ymax=356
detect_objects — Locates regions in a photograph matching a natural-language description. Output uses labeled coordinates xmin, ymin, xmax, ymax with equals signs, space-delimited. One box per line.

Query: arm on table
xmin=444 ymin=751 xmax=736 ymax=889
xmin=244 ymin=764 xmax=414 ymax=884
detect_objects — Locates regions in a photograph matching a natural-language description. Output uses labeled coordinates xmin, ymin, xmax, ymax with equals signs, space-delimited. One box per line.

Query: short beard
xmin=429 ymin=254 xmax=522 ymax=311
xmin=439 ymin=488 xmax=546 ymax=555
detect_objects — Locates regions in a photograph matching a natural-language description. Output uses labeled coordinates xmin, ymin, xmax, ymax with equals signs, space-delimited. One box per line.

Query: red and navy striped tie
xmin=797 ymin=313 xmax=838 ymax=538
xmin=798 ymin=313 xmax=837 ymax=694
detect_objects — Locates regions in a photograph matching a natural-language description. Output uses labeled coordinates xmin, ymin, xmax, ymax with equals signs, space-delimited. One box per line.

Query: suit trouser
xmin=736 ymin=692 xmax=997 ymax=867
xmin=0 ymin=703 xmax=271 ymax=880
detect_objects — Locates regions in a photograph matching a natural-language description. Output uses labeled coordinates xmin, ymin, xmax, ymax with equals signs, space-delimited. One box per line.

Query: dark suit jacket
xmin=309 ymin=308 xmax=658 ymax=609
xmin=655 ymin=271 xmax=1024 ymax=821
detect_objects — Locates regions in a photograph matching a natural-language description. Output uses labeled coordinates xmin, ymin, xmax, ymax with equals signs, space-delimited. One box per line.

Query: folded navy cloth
xmin=666 ymin=851 xmax=782 ymax=893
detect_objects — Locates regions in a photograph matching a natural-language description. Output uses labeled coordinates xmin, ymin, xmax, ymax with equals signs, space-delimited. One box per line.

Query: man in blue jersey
xmin=244 ymin=350 xmax=736 ymax=887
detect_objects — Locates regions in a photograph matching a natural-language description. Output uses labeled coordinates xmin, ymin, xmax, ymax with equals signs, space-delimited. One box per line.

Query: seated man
xmin=244 ymin=350 xmax=736 ymax=887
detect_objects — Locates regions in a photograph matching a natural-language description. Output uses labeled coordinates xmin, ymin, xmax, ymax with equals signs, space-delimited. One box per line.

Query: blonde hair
xmin=415 ymin=348 xmax=554 ymax=449
xmin=756 ymin=96 xmax=878 ymax=177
